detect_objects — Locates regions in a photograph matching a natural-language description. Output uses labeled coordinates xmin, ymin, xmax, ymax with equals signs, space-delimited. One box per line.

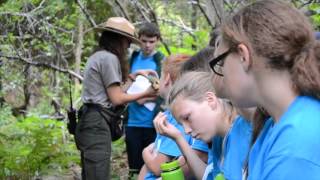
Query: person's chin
xmin=198 ymin=134 xmax=211 ymax=143
xmin=144 ymin=50 xmax=152 ymax=55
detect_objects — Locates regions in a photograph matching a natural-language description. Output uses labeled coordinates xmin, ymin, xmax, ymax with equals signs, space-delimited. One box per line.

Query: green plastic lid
xmin=160 ymin=160 xmax=180 ymax=172
xmin=214 ymin=173 xmax=226 ymax=180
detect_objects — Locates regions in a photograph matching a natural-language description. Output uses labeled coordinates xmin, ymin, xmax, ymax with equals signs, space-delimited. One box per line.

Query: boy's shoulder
xmin=154 ymin=51 xmax=165 ymax=63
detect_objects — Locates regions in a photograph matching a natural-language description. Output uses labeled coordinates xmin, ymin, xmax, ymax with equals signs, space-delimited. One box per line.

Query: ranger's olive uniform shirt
xmin=81 ymin=50 xmax=122 ymax=108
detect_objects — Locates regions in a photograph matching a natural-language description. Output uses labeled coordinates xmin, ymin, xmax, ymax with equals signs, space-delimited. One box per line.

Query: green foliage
xmin=0 ymin=103 xmax=16 ymax=126
xmin=111 ymin=137 xmax=128 ymax=179
xmin=152 ymin=0 xmax=211 ymax=56
xmin=159 ymin=30 xmax=210 ymax=56
xmin=309 ymin=3 xmax=320 ymax=29
xmin=0 ymin=116 xmax=79 ymax=178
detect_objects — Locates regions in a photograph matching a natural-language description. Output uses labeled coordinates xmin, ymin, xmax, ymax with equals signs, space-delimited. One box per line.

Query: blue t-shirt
xmin=127 ymin=51 xmax=158 ymax=128
xmin=145 ymin=110 xmax=209 ymax=179
xmin=221 ymin=116 xmax=252 ymax=180
xmin=202 ymin=136 xmax=223 ymax=180
xmin=248 ymin=96 xmax=320 ymax=180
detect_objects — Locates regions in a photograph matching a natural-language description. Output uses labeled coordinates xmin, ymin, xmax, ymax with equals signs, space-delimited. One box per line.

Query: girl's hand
xmin=143 ymin=86 xmax=159 ymax=97
xmin=153 ymin=112 xmax=182 ymax=140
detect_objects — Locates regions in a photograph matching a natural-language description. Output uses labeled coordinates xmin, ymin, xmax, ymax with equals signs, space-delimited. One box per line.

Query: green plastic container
xmin=160 ymin=160 xmax=185 ymax=180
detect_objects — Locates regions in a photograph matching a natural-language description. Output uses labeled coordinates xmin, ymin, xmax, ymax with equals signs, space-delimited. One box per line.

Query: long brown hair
xmin=98 ymin=31 xmax=129 ymax=81
xmin=221 ymin=0 xmax=320 ymax=99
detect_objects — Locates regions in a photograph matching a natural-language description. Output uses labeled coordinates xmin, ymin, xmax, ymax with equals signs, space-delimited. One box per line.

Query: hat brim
xmin=94 ymin=27 xmax=142 ymax=45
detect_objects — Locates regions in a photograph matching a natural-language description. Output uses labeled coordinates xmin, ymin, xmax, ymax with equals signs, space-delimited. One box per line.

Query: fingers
xmin=157 ymin=115 xmax=168 ymax=135
xmin=145 ymin=87 xmax=158 ymax=98
xmin=153 ymin=112 xmax=163 ymax=133
xmin=153 ymin=112 xmax=167 ymax=134
xmin=128 ymin=73 xmax=136 ymax=80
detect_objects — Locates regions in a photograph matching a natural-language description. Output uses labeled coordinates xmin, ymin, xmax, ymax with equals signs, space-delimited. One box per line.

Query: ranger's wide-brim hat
xmin=95 ymin=17 xmax=141 ymax=45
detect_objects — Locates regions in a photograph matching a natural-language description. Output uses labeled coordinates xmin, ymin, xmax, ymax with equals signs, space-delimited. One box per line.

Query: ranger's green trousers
xmin=75 ymin=106 xmax=111 ymax=180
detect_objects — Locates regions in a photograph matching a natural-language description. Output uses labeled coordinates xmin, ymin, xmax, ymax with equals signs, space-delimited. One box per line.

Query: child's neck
xmin=219 ymin=102 xmax=237 ymax=137
xmin=237 ymin=107 xmax=256 ymax=122
xmin=142 ymin=50 xmax=156 ymax=57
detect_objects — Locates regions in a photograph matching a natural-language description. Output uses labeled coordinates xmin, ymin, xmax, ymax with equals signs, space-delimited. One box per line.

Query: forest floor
xmin=36 ymin=137 xmax=131 ymax=180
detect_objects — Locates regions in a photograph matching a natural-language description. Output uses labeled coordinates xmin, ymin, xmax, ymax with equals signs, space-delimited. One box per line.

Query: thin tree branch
xmin=223 ymin=0 xmax=236 ymax=14
xmin=133 ymin=0 xmax=151 ymax=22
xmin=210 ymin=0 xmax=222 ymax=25
xmin=195 ymin=0 xmax=215 ymax=28
xmin=1 ymin=54 xmax=83 ymax=81
xmin=30 ymin=0 xmax=46 ymax=13
xmin=147 ymin=8 xmax=172 ymax=54
xmin=75 ymin=0 xmax=96 ymax=27
xmin=299 ymin=0 xmax=315 ymax=9
xmin=115 ymin=0 xmax=131 ymax=21
xmin=157 ymin=18 xmax=194 ymax=35
xmin=1 ymin=11 xmax=72 ymax=34
xmin=0 ymin=12 xmax=31 ymax=17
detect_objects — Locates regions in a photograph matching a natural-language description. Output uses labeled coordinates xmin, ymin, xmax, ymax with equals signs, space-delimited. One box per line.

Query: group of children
xmin=128 ymin=1 xmax=320 ymax=180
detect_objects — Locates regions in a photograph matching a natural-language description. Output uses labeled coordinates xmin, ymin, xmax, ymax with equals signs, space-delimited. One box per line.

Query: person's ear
xmin=164 ymin=73 xmax=172 ymax=87
xmin=205 ymin=92 xmax=217 ymax=110
xmin=237 ymin=44 xmax=252 ymax=72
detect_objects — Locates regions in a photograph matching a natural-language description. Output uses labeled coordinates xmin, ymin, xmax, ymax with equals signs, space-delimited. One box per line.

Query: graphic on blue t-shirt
xmin=128 ymin=51 xmax=158 ymax=128
xmin=144 ymin=110 xmax=209 ymax=180
xmin=221 ymin=116 xmax=252 ymax=180
xmin=248 ymin=96 xmax=320 ymax=180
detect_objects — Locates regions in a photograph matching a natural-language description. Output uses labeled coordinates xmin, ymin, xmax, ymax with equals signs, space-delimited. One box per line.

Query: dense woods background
xmin=0 ymin=0 xmax=319 ymax=179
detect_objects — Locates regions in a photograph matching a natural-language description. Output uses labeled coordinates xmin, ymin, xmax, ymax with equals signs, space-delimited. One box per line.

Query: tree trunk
xmin=74 ymin=18 xmax=83 ymax=86
xmin=191 ymin=1 xmax=197 ymax=50
xmin=0 ymin=60 xmax=4 ymax=107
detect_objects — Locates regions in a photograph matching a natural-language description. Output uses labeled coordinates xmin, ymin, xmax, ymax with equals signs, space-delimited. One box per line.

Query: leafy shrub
xmin=0 ymin=116 xmax=79 ymax=179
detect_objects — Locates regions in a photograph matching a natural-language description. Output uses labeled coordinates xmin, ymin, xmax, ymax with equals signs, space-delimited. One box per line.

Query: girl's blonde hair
xmin=167 ymin=71 xmax=237 ymax=121
xmin=168 ymin=71 xmax=215 ymax=104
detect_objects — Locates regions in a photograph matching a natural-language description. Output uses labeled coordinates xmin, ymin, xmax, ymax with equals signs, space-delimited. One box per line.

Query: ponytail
xmin=291 ymin=41 xmax=320 ymax=99
xmin=251 ymin=107 xmax=270 ymax=145
xmin=244 ymin=107 xmax=270 ymax=178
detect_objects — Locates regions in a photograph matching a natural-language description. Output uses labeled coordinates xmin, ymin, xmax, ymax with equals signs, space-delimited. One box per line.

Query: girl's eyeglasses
xmin=209 ymin=48 xmax=234 ymax=76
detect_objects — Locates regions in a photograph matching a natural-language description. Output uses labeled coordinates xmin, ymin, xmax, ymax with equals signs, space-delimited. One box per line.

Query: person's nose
xmin=182 ymin=122 xmax=192 ymax=135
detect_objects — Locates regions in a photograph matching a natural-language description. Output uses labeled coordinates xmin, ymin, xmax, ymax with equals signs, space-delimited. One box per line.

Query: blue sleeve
xmin=157 ymin=134 xmax=182 ymax=157
xmin=191 ymin=138 xmax=209 ymax=152
xmin=144 ymin=171 xmax=158 ymax=180
xmin=157 ymin=110 xmax=183 ymax=157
